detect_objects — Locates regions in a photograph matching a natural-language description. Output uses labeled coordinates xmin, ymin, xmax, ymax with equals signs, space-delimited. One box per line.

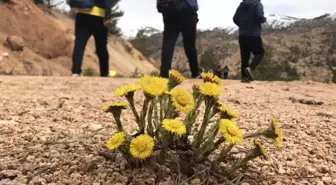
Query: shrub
xmin=332 ymin=71 xmax=336 ymax=83
xmin=102 ymin=70 xmax=283 ymax=178
xmin=82 ymin=67 xmax=96 ymax=76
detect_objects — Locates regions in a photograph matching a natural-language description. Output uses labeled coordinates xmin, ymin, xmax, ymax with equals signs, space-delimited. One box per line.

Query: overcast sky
xmin=117 ymin=0 xmax=336 ymax=36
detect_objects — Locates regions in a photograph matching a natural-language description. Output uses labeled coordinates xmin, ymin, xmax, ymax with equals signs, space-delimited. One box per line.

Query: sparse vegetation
xmin=332 ymin=71 xmax=336 ymax=83
xmin=82 ymin=67 xmax=96 ymax=76
xmin=199 ymin=47 xmax=219 ymax=72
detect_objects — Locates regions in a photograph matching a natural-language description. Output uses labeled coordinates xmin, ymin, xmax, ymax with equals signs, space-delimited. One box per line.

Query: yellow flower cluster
xmin=114 ymin=83 xmax=141 ymax=97
xmin=162 ymin=119 xmax=186 ymax=135
xmin=219 ymin=119 xmax=243 ymax=145
xmin=166 ymin=88 xmax=195 ymax=113
xmin=271 ymin=117 xmax=283 ymax=147
xmin=254 ymin=140 xmax=268 ymax=159
xmin=138 ymin=75 xmax=168 ymax=97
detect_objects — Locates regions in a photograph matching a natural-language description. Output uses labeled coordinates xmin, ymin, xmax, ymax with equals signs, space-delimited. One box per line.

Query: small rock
xmin=2 ymin=52 xmax=9 ymax=57
xmin=241 ymin=183 xmax=250 ymax=185
xmin=316 ymin=180 xmax=324 ymax=185
xmin=317 ymin=165 xmax=329 ymax=174
xmin=92 ymin=183 xmax=100 ymax=185
xmin=67 ymin=165 xmax=78 ymax=173
xmin=6 ymin=35 xmax=25 ymax=51
xmin=278 ymin=167 xmax=286 ymax=174
xmin=322 ymin=177 xmax=332 ymax=183
xmin=0 ymin=56 xmax=3 ymax=61
xmin=30 ymin=176 xmax=47 ymax=185
xmin=190 ymin=178 xmax=201 ymax=184
xmin=0 ymin=170 xmax=21 ymax=179
xmin=26 ymin=155 xmax=35 ymax=162
xmin=0 ymin=163 xmax=7 ymax=171
xmin=274 ymin=182 xmax=282 ymax=185
xmin=70 ymin=172 xmax=81 ymax=179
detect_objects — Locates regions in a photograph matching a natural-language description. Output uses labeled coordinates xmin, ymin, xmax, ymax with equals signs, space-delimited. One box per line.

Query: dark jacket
xmin=233 ymin=0 xmax=266 ymax=36
xmin=185 ymin=0 xmax=198 ymax=13
xmin=94 ymin=0 xmax=113 ymax=18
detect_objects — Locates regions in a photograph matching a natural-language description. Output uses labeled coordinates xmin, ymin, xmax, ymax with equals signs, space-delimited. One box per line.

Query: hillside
xmin=131 ymin=12 xmax=336 ymax=82
xmin=0 ymin=0 xmax=158 ymax=77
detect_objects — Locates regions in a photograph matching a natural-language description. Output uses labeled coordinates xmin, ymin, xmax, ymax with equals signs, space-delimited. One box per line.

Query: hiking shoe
xmin=241 ymin=77 xmax=251 ymax=83
xmin=72 ymin=73 xmax=80 ymax=77
xmin=243 ymin=67 xmax=254 ymax=81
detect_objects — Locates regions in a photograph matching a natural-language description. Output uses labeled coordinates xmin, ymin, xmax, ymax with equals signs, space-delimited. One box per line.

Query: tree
xmin=129 ymin=27 xmax=159 ymax=57
xmin=199 ymin=47 xmax=219 ymax=72
xmin=106 ymin=0 xmax=124 ymax=36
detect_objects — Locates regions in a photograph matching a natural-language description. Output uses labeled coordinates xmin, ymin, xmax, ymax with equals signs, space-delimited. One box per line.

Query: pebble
xmin=190 ymin=178 xmax=201 ymax=184
xmin=278 ymin=167 xmax=286 ymax=174
xmin=92 ymin=182 xmax=100 ymax=185
xmin=241 ymin=183 xmax=250 ymax=185
xmin=2 ymin=52 xmax=9 ymax=57
xmin=70 ymin=172 xmax=81 ymax=179
xmin=321 ymin=176 xmax=332 ymax=183
xmin=0 ymin=163 xmax=7 ymax=171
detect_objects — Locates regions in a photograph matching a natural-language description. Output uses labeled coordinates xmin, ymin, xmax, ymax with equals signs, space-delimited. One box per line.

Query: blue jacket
xmin=233 ymin=0 xmax=266 ymax=36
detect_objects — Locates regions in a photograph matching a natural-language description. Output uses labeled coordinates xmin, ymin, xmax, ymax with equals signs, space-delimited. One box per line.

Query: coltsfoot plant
xmin=103 ymin=70 xmax=283 ymax=176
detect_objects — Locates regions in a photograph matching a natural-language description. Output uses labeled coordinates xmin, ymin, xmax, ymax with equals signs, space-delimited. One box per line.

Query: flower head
xmin=103 ymin=102 xmax=128 ymax=113
xmin=129 ymin=134 xmax=155 ymax=159
xmin=216 ymin=102 xmax=238 ymax=120
xmin=106 ymin=132 xmax=126 ymax=150
xmin=201 ymin=72 xmax=222 ymax=86
xmin=114 ymin=83 xmax=141 ymax=97
xmin=270 ymin=117 xmax=283 ymax=147
xmin=253 ymin=140 xmax=268 ymax=159
xmin=138 ymin=75 xmax=168 ymax=97
xmin=219 ymin=119 xmax=243 ymax=145
xmin=166 ymin=88 xmax=194 ymax=113
xmin=162 ymin=119 xmax=186 ymax=135
xmin=199 ymin=82 xmax=222 ymax=99
xmin=169 ymin=70 xmax=184 ymax=85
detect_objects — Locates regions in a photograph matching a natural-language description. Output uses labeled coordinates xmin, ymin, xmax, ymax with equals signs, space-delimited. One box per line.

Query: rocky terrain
xmin=0 ymin=76 xmax=335 ymax=185
xmin=130 ymin=12 xmax=336 ymax=82
xmin=0 ymin=0 xmax=158 ymax=77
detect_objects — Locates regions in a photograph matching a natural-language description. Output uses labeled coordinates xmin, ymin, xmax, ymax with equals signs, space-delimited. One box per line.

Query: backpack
xmin=67 ymin=0 xmax=95 ymax=9
xmin=157 ymin=0 xmax=186 ymax=14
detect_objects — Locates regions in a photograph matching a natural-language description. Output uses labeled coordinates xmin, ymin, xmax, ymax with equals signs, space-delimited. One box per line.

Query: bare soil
xmin=0 ymin=76 xmax=335 ymax=185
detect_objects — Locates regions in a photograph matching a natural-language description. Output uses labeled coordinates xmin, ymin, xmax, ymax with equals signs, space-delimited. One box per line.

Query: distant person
xmin=216 ymin=65 xmax=222 ymax=78
xmin=223 ymin=65 xmax=229 ymax=79
xmin=233 ymin=0 xmax=266 ymax=82
xmin=69 ymin=0 xmax=113 ymax=77
xmin=157 ymin=0 xmax=200 ymax=78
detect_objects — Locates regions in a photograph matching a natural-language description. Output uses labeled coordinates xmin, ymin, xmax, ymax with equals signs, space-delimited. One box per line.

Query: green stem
xmin=244 ymin=131 xmax=264 ymax=139
xmin=202 ymin=137 xmax=225 ymax=158
xmin=139 ymin=97 xmax=151 ymax=134
xmin=158 ymin=132 xmax=171 ymax=164
xmin=218 ymin=144 xmax=234 ymax=161
xmin=224 ymin=152 xmax=258 ymax=176
xmin=193 ymin=99 xmax=213 ymax=148
xmin=147 ymin=100 xmax=155 ymax=136
xmin=126 ymin=94 xmax=140 ymax=125
xmin=112 ymin=112 xmax=123 ymax=132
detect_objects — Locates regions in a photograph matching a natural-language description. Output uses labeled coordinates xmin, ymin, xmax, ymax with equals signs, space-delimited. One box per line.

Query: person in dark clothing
xmin=223 ymin=65 xmax=229 ymax=79
xmin=233 ymin=0 xmax=266 ymax=82
xmin=158 ymin=0 xmax=200 ymax=78
xmin=71 ymin=0 xmax=113 ymax=77
xmin=216 ymin=65 xmax=222 ymax=78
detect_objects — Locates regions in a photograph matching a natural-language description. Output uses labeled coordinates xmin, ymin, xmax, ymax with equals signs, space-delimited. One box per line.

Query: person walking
xmin=233 ymin=0 xmax=266 ymax=82
xmin=157 ymin=0 xmax=200 ymax=78
xmin=223 ymin=65 xmax=229 ymax=79
xmin=216 ymin=65 xmax=222 ymax=78
xmin=70 ymin=0 xmax=113 ymax=77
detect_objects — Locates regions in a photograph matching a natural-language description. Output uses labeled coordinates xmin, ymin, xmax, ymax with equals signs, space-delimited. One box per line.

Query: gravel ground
xmin=0 ymin=76 xmax=335 ymax=185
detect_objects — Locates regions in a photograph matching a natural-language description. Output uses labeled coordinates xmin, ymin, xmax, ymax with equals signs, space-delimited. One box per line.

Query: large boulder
xmin=6 ymin=35 xmax=25 ymax=51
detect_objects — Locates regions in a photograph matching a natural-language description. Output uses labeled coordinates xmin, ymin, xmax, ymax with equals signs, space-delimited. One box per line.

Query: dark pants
xmin=160 ymin=12 xmax=200 ymax=78
xmin=72 ymin=13 xmax=109 ymax=77
xmin=223 ymin=72 xmax=228 ymax=79
xmin=238 ymin=36 xmax=265 ymax=78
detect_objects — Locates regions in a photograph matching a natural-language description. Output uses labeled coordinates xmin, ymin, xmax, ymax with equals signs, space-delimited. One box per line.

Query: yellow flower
xmin=129 ymin=134 xmax=155 ymax=159
xmin=271 ymin=117 xmax=283 ymax=148
xmin=106 ymin=132 xmax=126 ymax=150
xmin=166 ymin=88 xmax=194 ymax=113
xmin=169 ymin=70 xmax=184 ymax=85
xmin=216 ymin=102 xmax=238 ymax=119
xmin=198 ymin=82 xmax=222 ymax=98
xmin=162 ymin=119 xmax=186 ymax=135
xmin=103 ymin=102 xmax=128 ymax=112
xmin=219 ymin=119 xmax=243 ymax=145
xmin=114 ymin=83 xmax=141 ymax=97
xmin=254 ymin=140 xmax=268 ymax=159
xmin=138 ymin=75 xmax=168 ymax=97
xmin=201 ymin=72 xmax=222 ymax=86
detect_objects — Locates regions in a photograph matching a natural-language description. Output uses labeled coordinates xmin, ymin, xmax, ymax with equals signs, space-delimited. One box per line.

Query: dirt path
xmin=0 ymin=76 xmax=335 ymax=185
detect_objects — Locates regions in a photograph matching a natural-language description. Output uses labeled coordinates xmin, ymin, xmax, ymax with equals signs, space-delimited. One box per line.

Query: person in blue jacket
xmin=233 ymin=0 xmax=267 ymax=82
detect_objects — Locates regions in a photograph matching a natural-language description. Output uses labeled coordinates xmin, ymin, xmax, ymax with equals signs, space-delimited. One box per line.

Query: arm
xmin=233 ymin=7 xmax=240 ymax=26
xmin=255 ymin=2 xmax=266 ymax=24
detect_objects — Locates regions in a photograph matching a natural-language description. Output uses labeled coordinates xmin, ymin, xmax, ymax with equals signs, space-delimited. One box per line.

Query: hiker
xmin=69 ymin=0 xmax=113 ymax=77
xmin=233 ymin=0 xmax=266 ymax=82
xmin=157 ymin=0 xmax=200 ymax=78
xmin=216 ymin=65 xmax=222 ymax=78
xmin=223 ymin=65 xmax=229 ymax=79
